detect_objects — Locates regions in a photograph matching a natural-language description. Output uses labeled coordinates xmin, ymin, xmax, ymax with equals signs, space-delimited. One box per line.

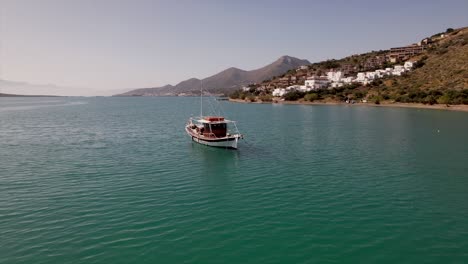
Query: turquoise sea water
xmin=1 ymin=97 xmax=468 ymax=263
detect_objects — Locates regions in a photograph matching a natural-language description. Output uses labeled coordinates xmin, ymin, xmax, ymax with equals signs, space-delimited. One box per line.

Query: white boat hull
xmin=185 ymin=126 xmax=240 ymax=149
xmin=191 ymin=135 xmax=239 ymax=149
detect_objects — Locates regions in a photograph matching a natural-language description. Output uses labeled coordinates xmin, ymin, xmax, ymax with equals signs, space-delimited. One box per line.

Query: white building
xmin=298 ymin=86 xmax=311 ymax=92
xmin=330 ymin=82 xmax=344 ymax=88
xmin=356 ymin=72 xmax=366 ymax=82
xmin=272 ymin=88 xmax=287 ymax=97
xmin=326 ymin=71 xmax=344 ymax=82
xmin=241 ymin=86 xmax=250 ymax=92
xmin=404 ymin=61 xmax=414 ymax=70
xmin=283 ymin=84 xmax=314 ymax=92
xmin=365 ymin=72 xmax=378 ymax=80
xmin=342 ymin=77 xmax=355 ymax=84
xmin=356 ymin=72 xmax=375 ymax=85
xmin=392 ymin=65 xmax=406 ymax=76
xmin=304 ymin=76 xmax=330 ymax=90
xmin=286 ymin=85 xmax=301 ymax=91
xmin=375 ymin=69 xmax=387 ymax=77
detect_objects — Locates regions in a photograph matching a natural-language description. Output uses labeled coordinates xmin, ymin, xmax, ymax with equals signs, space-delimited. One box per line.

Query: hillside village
xmin=233 ymin=27 xmax=467 ymax=105
xmin=242 ymin=38 xmax=430 ymax=92
xmin=267 ymin=61 xmax=416 ymax=97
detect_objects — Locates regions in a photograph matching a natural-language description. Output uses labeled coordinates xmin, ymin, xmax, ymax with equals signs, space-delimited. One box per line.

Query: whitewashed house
xmin=392 ymin=65 xmax=406 ymax=76
xmin=330 ymin=82 xmax=344 ymax=88
xmin=356 ymin=72 xmax=366 ymax=82
xmin=298 ymin=86 xmax=312 ymax=92
xmin=404 ymin=61 xmax=414 ymax=70
xmin=375 ymin=69 xmax=387 ymax=77
xmin=272 ymin=88 xmax=287 ymax=97
xmin=326 ymin=71 xmax=344 ymax=82
xmin=286 ymin=85 xmax=301 ymax=91
xmin=304 ymin=76 xmax=330 ymax=90
xmin=342 ymin=77 xmax=355 ymax=84
xmin=356 ymin=72 xmax=374 ymax=85
xmin=365 ymin=72 xmax=378 ymax=80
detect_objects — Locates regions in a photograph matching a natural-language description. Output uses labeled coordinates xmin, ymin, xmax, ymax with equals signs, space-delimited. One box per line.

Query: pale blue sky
xmin=1 ymin=0 xmax=467 ymax=92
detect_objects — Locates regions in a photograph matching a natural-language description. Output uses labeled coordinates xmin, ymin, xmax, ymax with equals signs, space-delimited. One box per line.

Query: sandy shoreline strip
xmin=228 ymin=99 xmax=468 ymax=112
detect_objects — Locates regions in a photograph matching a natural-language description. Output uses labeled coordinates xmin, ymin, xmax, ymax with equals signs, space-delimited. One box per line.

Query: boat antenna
xmin=200 ymin=80 xmax=203 ymax=117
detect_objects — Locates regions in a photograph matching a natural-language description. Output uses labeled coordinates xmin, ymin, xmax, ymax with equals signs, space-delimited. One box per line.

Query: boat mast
xmin=200 ymin=80 xmax=203 ymax=117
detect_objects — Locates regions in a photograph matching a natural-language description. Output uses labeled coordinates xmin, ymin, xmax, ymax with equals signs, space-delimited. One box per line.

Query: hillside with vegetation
xmin=371 ymin=29 xmax=467 ymax=104
xmin=231 ymin=27 xmax=468 ymax=105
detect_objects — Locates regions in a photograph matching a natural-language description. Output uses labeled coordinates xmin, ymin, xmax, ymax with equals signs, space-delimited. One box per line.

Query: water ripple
xmin=1 ymin=97 xmax=468 ymax=263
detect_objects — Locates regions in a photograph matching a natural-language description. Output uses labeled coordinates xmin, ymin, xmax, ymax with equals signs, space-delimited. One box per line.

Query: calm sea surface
xmin=1 ymin=97 xmax=468 ymax=263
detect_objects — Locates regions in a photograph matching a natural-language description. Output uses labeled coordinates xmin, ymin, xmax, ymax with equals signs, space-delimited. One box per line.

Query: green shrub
xmin=395 ymin=94 xmax=410 ymax=103
xmin=304 ymin=93 xmax=319 ymax=102
xmin=353 ymin=91 xmax=364 ymax=99
xmin=423 ymin=95 xmax=437 ymax=105
xmin=229 ymin=90 xmax=241 ymax=99
xmin=258 ymin=94 xmax=273 ymax=102
xmin=246 ymin=95 xmax=256 ymax=102
xmin=437 ymin=94 xmax=450 ymax=104
xmin=413 ymin=60 xmax=425 ymax=69
xmin=283 ymin=91 xmax=305 ymax=101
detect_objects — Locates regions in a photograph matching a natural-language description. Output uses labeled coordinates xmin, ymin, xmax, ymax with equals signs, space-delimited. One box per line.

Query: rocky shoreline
xmin=228 ymin=98 xmax=468 ymax=112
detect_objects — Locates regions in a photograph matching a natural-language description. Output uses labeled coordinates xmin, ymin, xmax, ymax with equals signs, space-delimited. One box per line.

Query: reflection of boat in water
xmin=186 ymin=116 xmax=242 ymax=149
xmin=185 ymin=81 xmax=243 ymax=149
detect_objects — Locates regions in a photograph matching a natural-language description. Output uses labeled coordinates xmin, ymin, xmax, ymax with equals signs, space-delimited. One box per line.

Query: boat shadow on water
xmin=188 ymin=135 xmax=280 ymax=164
xmin=189 ymin=141 xmax=240 ymax=161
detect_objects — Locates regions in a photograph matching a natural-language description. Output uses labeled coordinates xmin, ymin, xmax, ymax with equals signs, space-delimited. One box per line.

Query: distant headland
xmin=0 ymin=93 xmax=60 ymax=97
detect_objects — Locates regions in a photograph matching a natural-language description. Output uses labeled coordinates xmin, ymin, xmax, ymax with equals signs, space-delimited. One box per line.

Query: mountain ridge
xmin=115 ymin=55 xmax=310 ymax=96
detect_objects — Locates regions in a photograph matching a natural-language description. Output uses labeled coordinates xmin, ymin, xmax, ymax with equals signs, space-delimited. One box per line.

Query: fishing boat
xmin=185 ymin=82 xmax=243 ymax=149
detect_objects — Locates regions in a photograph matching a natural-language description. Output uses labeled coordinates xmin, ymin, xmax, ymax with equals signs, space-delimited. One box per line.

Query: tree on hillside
xmin=322 ymin=60 xmax=340 ymax=69
xmin=284 ymin=91 xmax=305 ymax=101
xmin=304 ymin=93 xmax=319 ymax=102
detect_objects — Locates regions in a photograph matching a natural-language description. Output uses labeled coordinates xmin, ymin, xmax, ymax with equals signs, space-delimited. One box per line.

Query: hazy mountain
xmin=0 ymin=79 xmax=66 ymax=96
xmin=0 ymin=92 xmax=59 ymax=97
xmin=0 ymin=79 xmax=125 ymax=96
xmin=116 ymin=55 xmax=310 ymax=96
